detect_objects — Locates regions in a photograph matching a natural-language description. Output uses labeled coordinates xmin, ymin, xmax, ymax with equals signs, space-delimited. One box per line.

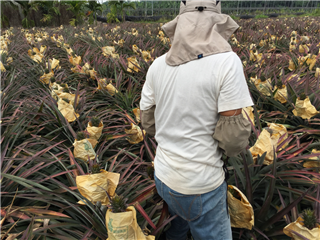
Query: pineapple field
xmin=1 ymin=16 xmax=320 ymax=240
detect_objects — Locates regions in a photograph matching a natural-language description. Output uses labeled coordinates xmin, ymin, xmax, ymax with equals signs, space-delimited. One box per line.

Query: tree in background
xmin=65 ymin=0 xmax=86 ymax=26
xmin=0 ymin=1 xmax=10 ymax=28
xmin=39 ymin=0 xmax=61 ymax=26
xmin=86 ymin=0 xmax=105 ymax=25
xmin=7 ymin=0 xmax=39 ymax=28
xmin=107 ymin=0 xmax=136 ymax=22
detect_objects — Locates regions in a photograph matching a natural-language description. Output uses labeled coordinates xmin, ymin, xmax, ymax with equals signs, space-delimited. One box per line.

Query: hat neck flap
xmin=161 ymin=0 xmax=239 ymax=66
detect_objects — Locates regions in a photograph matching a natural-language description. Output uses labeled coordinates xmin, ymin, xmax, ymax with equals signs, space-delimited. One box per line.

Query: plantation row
xmin=1 ymin=16 xmax=320 ymax=239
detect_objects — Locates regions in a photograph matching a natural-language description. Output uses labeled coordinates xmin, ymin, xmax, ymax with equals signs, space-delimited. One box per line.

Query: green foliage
xmin=91 ymin=116 xmax=101 ymax=127
xmin=91 ymin=164 xmax=101 ymax=174
xmin=255 ymin=14 xmax=268 ymax=19
xmin=107 ymin=11 xmax=120 ymax=23
xmin=109 ymin=195 xmax=128 ymax=213
xmin=108 ymin=0 xmax=136 ymax=22
xmin=302 ymin=209 xmax=318 ymax=230
xmin=86 ymin=0 xmax=104 ymax=25
xmin=66 ymin=0 xmax=86 ymax=26
xmin=77 ymin=131 xmax=86 ymax=141
xmin=39 ymin=0 xmax=61 ymax=24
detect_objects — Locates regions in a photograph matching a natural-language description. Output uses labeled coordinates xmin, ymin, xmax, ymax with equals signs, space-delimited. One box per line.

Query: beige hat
xmin=162 ymin=0 xmax=239 ymax=66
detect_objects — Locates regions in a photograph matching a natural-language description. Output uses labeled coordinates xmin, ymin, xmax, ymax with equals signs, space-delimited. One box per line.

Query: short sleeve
xmin=218 ymin=53 xmax=254 ymax=112
xmin=140 ymin=65 xmax=156 ymax=111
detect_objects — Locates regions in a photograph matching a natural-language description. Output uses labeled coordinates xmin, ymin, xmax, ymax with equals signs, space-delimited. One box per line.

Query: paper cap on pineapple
xmin=161 ymin=0 xmax=239 ymax=66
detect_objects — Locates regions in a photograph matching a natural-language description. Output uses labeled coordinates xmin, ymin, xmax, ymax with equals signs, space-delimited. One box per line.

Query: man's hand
xmin=219 ymin=108 xmax=242 ymax=116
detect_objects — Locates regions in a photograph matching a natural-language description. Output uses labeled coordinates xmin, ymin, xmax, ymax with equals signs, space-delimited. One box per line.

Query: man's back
xmin=140 ymin=51 xmax=253 ymax=195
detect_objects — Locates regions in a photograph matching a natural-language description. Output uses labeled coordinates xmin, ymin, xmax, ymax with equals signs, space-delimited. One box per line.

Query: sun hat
xmin=161 ymin=0 xmax=239 ymax=66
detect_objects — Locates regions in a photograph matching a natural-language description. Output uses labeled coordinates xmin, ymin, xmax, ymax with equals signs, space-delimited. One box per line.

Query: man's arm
xmin=213 ymin=108 xmax=251 ymax=157
xmin=141 ymin=106 xmax=156 ymax=137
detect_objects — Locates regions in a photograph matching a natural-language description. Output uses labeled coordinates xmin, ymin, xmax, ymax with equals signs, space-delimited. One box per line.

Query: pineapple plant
xmin=62 ymin=87 xmax=69 ymax=93
xmin=264 ymin=127 xmax=274 ymax=135
xmin=299 ymin=92 xmax=307 ymax=100
xmin=276 ymin=79 xmax=284 ymax=89
xmin=90 ymin=116 xmax=101 ymax=127
xmin=62 ymin=98 xmax=70 ymax=104
xmin=302 ymin=209 xmax=318 ymax=230
xmin=91 ymin=163 xmax=101 ymax=174
xmin=228 ymin=188 xmax=241 ymax=200
xmin=260 ymin=75 xmax=266 ymax=82
xmin=109 ymin=195 xmax=128 ymax=213
xmin=76 ymin=131 xmax=86 ymax=141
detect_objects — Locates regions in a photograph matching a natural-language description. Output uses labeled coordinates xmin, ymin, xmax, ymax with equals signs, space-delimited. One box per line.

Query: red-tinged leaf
xmin=11 ymin=140 xmax=65 ymax=177
xmin=253 ymin=226 xmax=270 ymax=240
xmin=21 ymin=209 xmax=71 ymax=218
xmin=68 ymin=149 xmax=85 ymax=176
xmin=285 ymin=141 xmax=313 ymax=160
xmin=143 ymin=133 xmax=155 ymax=161
xmin=264 ymin=173 xmax=276 ymax=179
xmin=107 ymin=134 xmax=127 ymax=140
xmin=151 ymin=214 xmax=178 ymax=236
xmin=6 ymin=210 xmax=30 ymax=220
xmin=55 ymin=186 xmax=78 ymax=193
xmin=241 ymin=153 xmax=253 ymax=205
xmin=39 ymin=170 xmax=76 ymax=183
xmin=278 ymin=144 xmax=297 ymax=157
xmin=130 ymin=185 xmax=156 ymax=204
xmin=256 ymin=151 xmax=276 ymax=221
xmin=277 ymin=189 xmax=291 ymax=224
xmin=1 ymin=142 xmax=9 ymax=163
xmin=133 ymin=202 xmax=156 ymax=229
xmin=124 ymin=113 xmax=136 ymax=125
xmin=156 ymin=201 xmax=168 ymax=228
xmin=81 ymin=228 xmax=94 ymax=240
xmin=109 ymin=149 xmax=124 ymax=172
xmin=260 ymin=186 xmax=312 ymax=231
xmin=120 ymin=157 xmax=139 ymax=181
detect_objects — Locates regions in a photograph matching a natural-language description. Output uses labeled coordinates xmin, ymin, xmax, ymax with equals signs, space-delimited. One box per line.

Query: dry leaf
xmin=242 ymin=106 xmax=254 ymax=124
xmin=0 ymin=61 xmax=6 ymax=72
xmin=133 ymin=108 xmax=141 ymax=123
xmin=86 ymin=121 xmax=104 ymax=140
xmin=274 ymin=85 xmax=288 ymax=103
xmin=97 ymin=78 xmax=118 ymax=96
xmin=227 ymin=185 xmax=254 ymax=230
xmin=106 ymin=206 xmax=155 ymax=240
xmin=283 ymin=217 xmax=320 ymax=240
xmin=114 ymin=39 xmax=124 ymax=47
xmin=268 ymin=123 xmax=289 ymax=149
xmin=57 ymin=98 xmax=79 ymax=122
xmin=303 ymin=149 xmax=320 ymax=170
xmin=39 ymin=71 xmax=54 ymax=84
xmin=316 ymin=68 xmax=320 ymax=78
xmin=77 ymin=170 xmax=120 ymax=205
xmin=73 ymin=138 xmax=96 ymax=161
xmin=125 ymin=123 xmax=145 ymax=144
xmin=127 ymin=56 xmax=141 ymax=73
xmin=254 ymin=78 xmax=272 ymax=96
xmin=250 ymin=129 xmax=279 ymax=165
xmin=292 ymin=97 xmax=319 ymax=119
xmin=69 ymin=55 xmax=82 ymax=66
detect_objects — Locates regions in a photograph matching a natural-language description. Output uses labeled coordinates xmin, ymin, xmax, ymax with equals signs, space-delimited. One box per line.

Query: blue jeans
xmin=155 ymin=174 xmax=232 ymax=240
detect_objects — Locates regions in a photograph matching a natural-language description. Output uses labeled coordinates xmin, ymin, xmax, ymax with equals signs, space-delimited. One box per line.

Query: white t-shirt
xmin=140 ymin=51 xmax=254 ymax=195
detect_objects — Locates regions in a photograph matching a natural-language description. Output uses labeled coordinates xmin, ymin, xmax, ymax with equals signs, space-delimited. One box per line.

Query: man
xmin=140 ymin=1 xmax=253 ymax=239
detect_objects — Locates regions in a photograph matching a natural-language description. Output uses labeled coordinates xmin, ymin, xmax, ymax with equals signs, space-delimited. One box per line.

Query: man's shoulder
xmin=206 ymin=51 xmax=239 ymax=61
xmin=151 ymin=53 xmax=167 ymax=67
